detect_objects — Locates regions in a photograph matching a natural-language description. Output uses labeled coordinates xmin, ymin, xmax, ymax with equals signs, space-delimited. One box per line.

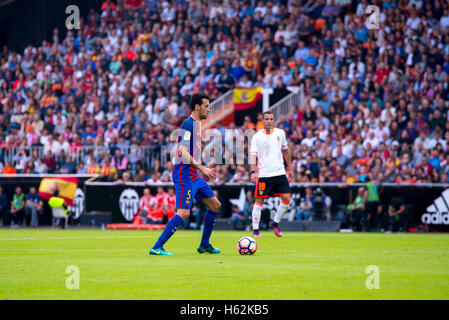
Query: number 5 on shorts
xmin=186 ymin=190 xmax=191 ymax=205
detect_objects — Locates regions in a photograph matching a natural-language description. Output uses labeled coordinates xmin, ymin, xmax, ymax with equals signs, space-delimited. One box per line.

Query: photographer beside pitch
xmin=249 ymin=111 xmax=293 ymax=237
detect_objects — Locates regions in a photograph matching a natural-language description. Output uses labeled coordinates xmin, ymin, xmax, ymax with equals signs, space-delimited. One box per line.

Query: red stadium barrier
xmin=106 ymin=223 xmax=166 ymax=230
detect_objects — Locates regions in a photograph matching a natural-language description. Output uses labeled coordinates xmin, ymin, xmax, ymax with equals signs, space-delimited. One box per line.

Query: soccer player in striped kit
xmin=249 ymin=111 xmax=293 ymax=237
xmin=150 ymin=93 xmax=221 ymax=256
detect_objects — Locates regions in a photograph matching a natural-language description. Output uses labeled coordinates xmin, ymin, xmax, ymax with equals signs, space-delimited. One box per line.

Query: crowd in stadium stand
xmin=0 ymin=0 xmax=449 ymax=186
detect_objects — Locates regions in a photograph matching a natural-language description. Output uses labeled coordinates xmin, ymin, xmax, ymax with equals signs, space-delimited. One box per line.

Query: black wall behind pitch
xmin=0 ymin=0 xmax=102 ymax=52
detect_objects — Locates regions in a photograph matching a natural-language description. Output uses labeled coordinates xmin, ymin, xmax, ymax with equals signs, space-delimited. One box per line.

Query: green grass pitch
xmin=0 ymin=229 xmax=448 ymax=300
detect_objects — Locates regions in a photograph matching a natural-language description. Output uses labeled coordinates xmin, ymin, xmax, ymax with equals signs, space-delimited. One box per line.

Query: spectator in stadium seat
xmin=60 ymin=156 xmax=76 ymax=174
xmin=231 ymin=204 xmax=248 ymax=231
xmin=133 ymin=168 xmax=147 ymax=183
xmin=3 ymin=161 xmax=16 ymax=175
xmin=145 ymin=172 xmax=162 ymax=184
xmin=99 ymin=156 xmax=118 ymax=181
xmin=296 ymin=187 xmax=313 ymax=221
xmin=111 ymin=148 xmax=128 ymax=173
xmin=82 ymin=126 xmax=97 ymax=142
xmin=217 ymin=66 xmax=235 ymax=93
xmin=43 ymin=151 xmax=56 ymax=173
xmin=25 ymin=186 xmax=43 ymax=227
xmin=322 ymin=0 xmax=341 ymax=26
xmin=160 ymin=162 xmax=174 ymax=182
xmin=117 ymin=171 xmax=132 ymax=184
xmin=10 ymin=186 xmax=25 ymax=227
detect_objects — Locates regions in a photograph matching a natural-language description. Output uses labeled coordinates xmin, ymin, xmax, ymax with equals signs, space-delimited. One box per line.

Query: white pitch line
xmin=258 ymin=250 xmax=298 ymax=253
xmin=0 ymin=248 xmax=299 ymax=253
xmin=0 ymin=232 xmax=316 ymax=242
xmin=0 ymin=234 xmax=253 ymax=241
xmin=0 ymin=236 xmax=156 ymax=241
xmin=0 ymin=248 xmax=142 ymax=252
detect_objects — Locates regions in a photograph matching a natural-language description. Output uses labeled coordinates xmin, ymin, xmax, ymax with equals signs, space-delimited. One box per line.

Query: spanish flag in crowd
xmin=233 ymin=87 xmax=263 ymax=126
xmin=38 ymin=177 xmax=78 ymax=206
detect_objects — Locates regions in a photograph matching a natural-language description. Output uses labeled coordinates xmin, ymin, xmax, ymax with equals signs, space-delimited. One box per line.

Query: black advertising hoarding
xmin=0 ymin=174 xmax=95 ymax=224
xmin=85 ymin=182 xmax=449 ymax=232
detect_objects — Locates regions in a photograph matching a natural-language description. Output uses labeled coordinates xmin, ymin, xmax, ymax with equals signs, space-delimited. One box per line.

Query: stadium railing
xmin=269 ymin=84 xmax=304 ymax=125
xmin=202 ymin=89 xmax=234 ymax=129
xmin=1 ymin=146 xmax=45 ymax=164
xmin=0 ymin=145 xmax=165 ymax=170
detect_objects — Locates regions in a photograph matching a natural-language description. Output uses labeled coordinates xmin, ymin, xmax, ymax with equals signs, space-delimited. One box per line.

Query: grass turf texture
xmin=0 ymin=229 xmax=448 ymax=300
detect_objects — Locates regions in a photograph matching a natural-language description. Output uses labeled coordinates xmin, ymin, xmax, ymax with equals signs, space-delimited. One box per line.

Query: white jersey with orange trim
xmin=250 ymin=127 xmax=288 ymax=178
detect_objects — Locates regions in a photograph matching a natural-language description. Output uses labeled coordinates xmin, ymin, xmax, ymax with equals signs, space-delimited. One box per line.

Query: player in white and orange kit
xmin=249 ymin=111 xmax=292 ymax=238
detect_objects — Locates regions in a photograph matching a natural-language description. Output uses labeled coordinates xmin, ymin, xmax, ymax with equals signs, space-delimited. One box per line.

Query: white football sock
xmin=252 ymin=203 xmax=263 ymax=230
xmin=273 ymin=201 xmax=290 ymax=224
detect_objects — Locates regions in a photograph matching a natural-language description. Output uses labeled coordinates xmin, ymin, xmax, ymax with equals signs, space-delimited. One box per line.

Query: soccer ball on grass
xmin=237 ymin=236 xmax=257 ymax=255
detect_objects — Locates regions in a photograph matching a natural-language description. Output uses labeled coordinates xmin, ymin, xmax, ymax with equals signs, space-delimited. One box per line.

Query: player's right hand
xmin=286 ymin=170 xmax=293 ymax=182
xmin=202 ymin=167 xmax=216 ymax=181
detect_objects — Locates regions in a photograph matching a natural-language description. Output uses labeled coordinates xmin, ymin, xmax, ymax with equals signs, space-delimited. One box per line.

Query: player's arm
xmin=390 ymin=204 xmax=406 ymax=216
xmin=249 ymin=135 xmax=258 ymax=184
xmin=249 ymin=152 xmax=258 ymax=184
xmin=282 ymin=148 xmax=292 ymax=175
xmin=281 ymin=131 xmax=292 ymax=181
xmin=178 ymin=144 xmax=216 ymax=180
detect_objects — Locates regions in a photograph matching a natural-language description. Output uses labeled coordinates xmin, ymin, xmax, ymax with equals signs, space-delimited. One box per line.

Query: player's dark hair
xmin=190 ymin=93 xmax=210 ymax=111
xmin=53 ymin=190 xmax=59 ymax=197
xmin=263 ymin=111 xmax=274 ymax=118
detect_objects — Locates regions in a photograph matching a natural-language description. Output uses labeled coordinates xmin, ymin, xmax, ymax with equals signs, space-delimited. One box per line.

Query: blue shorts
xmin=174 ymin=177 xmax=215 ymax=209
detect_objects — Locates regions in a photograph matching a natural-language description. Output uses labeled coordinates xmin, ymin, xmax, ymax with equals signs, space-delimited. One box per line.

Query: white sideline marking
xmin=0 ymin=248 xmax=298 ymax=253
xmin=0 ymin=234 xmax=294 ymax=241
xmin=0 ymin=236 xmax=156 ymax=241
xmin=0 ymin=248 xmax=141 ymax=252
xmin=0 ymin=231 xmax=349 ymax=242
xmin=258 ymin=250 xmax=298 ymax=253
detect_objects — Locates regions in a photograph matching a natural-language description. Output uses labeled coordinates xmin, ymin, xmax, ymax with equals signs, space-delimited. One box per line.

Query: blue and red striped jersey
xmin=172 ymin=116 xmax=201 ymax=182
